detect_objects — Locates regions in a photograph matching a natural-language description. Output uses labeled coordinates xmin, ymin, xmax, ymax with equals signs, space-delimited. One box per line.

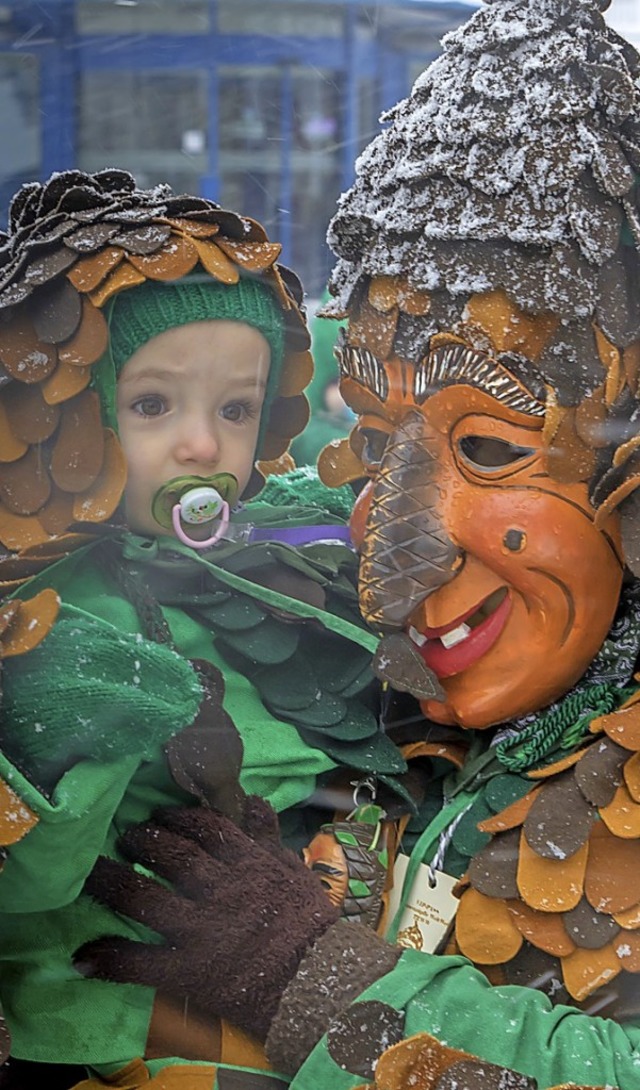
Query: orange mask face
xmin=346 ymin=342 xmax=624 ymax=731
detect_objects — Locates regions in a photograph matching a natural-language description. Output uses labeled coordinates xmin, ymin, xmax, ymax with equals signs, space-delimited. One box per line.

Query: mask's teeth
xmin=408 ymin=624 xmax=427 ymax=647
xmin=440 ymin=622 xmax=471 ymax=649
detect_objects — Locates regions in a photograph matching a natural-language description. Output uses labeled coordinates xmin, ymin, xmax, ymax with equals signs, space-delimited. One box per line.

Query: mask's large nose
xmin=359 ymin=410 xmax=463 ymax=630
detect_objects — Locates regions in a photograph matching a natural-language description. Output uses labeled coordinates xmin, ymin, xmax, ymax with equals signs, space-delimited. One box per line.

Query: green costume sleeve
xmin=1 ymin=604 xmax=202 ymax=789
xmin=0 ymin=602 xmax=202 ymax=908
xmin=0 ymin=752 xmax=142 ymax=911
xmin=295 ymin=950 xmax=640 ymax=1088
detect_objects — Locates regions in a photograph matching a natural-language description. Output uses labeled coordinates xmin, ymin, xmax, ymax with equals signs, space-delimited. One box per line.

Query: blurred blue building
xmin=0 ymin=0 xmax=476 ymax=293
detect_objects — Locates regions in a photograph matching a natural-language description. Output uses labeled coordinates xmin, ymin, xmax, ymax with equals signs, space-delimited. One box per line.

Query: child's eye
xmin=221 ymin=400 xmax=256 ymax=423
xmin=132 ymin=395 xmax=166 ymax=417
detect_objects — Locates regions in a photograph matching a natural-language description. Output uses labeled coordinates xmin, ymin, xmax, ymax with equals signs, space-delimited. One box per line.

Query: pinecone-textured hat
xmin=323 ymin=0 xmax=640 ymax=571
xmin=0 ymin=169 xmax=312 ymax=563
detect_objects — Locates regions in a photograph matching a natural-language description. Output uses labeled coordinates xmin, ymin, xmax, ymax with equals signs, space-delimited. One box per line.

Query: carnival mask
xmin=338 ymin=289 xmax=625 ymax=730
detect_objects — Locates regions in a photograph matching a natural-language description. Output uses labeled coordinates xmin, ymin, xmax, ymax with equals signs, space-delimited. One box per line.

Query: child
xmin=0 ymin=169 xmax=395 ymax=1087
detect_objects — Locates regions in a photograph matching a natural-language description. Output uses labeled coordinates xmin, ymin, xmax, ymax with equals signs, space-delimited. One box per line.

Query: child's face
xmin=116 ymin=319 xmax=270 ymax=539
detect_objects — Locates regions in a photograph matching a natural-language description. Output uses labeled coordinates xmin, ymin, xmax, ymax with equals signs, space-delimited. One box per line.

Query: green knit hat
xmin=109 ymin=276 xmax=285 ymax=378
xmin=94 ymin=275 xmax=285 ymax=456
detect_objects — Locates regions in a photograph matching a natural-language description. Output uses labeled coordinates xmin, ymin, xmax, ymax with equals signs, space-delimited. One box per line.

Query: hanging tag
xmin=386 ymin=852 xmax=459 ymax=954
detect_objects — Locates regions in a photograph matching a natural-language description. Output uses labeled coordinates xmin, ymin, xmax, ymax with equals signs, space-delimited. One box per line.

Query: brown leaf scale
xmin=0 ymin=400 xmax=28 ymax=462
xmin=1 ymin=382 xmax=60 ymax=443
xmin=562 ymin=942 xmax=621 ymax=1001
xmin=401 ymin=740 xmax=467 ymax=771
xmin=38 ymin=487 xmax=76 ymax=535
xmin=0 ymin=310 xmax=57 ymax=383
xmin=66 ymin=246 xmax=124 ymax=293
xmin=0 ymin=600 xmax=20 ymax=637
xmin=72 ymin=429 xmax=127 ymax=524
xmin=31 ymin=278 xmax=83 ymax=345
xmin=349 ymin=299 xmax=399 ymax=362
xmin=191 ymin=239 xmax=239 ymax=284
xmin=599 ymin=780 xmax=640 ymax=838
xmin=455 ymin=887 xmax=523 ymax=964
xmin=0 ymin=588 xmax=59 ymax=659
xmin=127 ymin=236 xmax=200 ymax=282
xmin=58 ymin=297 xmax=109 ymax=368
xmin=41 ymin=358 xmax=91 ymax=405
xmin=613 ymin=903 xmax=640 ymax=930
xmin=523 ymin=772 xmax=595 ymax=860
xmin=622 ymin=340 xmax=640 ymax=397
xmin=88 ymin=261 xmax=146 ymax=307
xmin=0 ymin=777 xmax=38 ymax=846
xmin=477 ymin=788 xmax=540 ymax=834
xmin=506 ymin=900 xmax=575 ymax=957
xmin=278 ymin=351 xmax=313 ymax=398
xmin=563 ymin=897 xmax=621 ymax=950
xmin=574 ymin=388 xmax=609 ymax=450
xmin=215 ymin=238 xmax=282 ymax=273
xmin=368 ymin=275 xmax=400 ymax=313
xmin=527 ymin=748 xmax=587 ymax=779
xmin=317 ymin=438 xmax=366 ymax=488
xmin=0 ymin=446 xmax=51 ymax=515
xmin=0 ymin=505 xmax=52 ymax=550
xmin=266 ymin=395 xmax=310 ymax=439
xmin=50 ymin=390 xmax=104 ymax=493
xmin=517 ymin=833 xmax=587 ymax=913
xmin=597 ymin=700 xmax=640 ymax=750
xmin=613 ymin=929 xmax=640 ymax=972
xmin=584 ymin=822 xmax=640 ymax=914
xmin=468 ymin=827 xmax=520 ymax=899
xmin=160 ymin=217 xmax=220 ymax=239
xmin=623 ymin=751 xmax=640 ymax=803
xmin=574 ymin=738 xmax=628 ymax=808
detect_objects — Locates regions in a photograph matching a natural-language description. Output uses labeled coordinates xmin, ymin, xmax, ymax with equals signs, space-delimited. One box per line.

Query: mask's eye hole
xmin=360 ymin=427 xmax=389 ymax=467
xmin=458 ymin=435 xmax=536 ymax=470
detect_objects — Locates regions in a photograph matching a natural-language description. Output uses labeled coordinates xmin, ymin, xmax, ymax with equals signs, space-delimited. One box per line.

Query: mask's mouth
xmin=407 ymin=587 xmax=511 ymax=678
xmin=152 ymin=474 xmax=239 ymax=550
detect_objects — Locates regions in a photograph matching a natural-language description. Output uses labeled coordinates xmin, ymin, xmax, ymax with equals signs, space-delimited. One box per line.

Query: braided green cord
xmin=495 ymin=682 xmax=629 ymax=772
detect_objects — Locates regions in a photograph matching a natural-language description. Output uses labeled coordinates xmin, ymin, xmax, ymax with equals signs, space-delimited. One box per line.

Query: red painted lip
xmin=416 ymin=591 xmax=512 ymax=679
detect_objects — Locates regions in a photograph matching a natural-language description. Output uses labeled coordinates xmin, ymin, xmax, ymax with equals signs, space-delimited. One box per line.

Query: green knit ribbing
xmin=495 ymin=682 xmax=631 ymax=772
xmin=2 ymin=610 xmax=202 ymax=789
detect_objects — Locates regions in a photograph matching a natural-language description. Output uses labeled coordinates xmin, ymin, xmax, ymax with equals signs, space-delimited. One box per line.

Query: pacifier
xmin=151 ymin=473 xmax=239 ymax=550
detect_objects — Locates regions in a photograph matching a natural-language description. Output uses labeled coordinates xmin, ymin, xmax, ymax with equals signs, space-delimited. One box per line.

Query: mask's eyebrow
xmin=415 ymin=342 xmax=545 ymax=417
xmin=335 ymin=336 xmax=389 ymax=402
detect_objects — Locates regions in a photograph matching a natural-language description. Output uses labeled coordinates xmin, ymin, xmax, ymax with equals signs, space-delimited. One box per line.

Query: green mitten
xmin=77 ymin=799 xmax=339 ymax=1042
xmin=1 ymin=609 xmax=202 ymax=787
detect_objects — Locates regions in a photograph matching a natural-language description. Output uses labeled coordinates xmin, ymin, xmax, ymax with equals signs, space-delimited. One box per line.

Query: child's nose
xmin=175 ymin=418 xmax=220 ymax=467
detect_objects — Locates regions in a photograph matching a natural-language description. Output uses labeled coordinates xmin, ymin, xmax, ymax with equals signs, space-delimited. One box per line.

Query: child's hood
xmin=0 ymin=169 xmax=313 ymax=577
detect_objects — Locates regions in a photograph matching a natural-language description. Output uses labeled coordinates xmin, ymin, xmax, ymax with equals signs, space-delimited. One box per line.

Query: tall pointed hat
xmin=323 ymin=0 xmax=640 ymax=570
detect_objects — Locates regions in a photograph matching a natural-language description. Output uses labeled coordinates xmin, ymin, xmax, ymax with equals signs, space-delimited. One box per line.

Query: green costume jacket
xmin=2 ymin=491 xmax=640 ymax=1088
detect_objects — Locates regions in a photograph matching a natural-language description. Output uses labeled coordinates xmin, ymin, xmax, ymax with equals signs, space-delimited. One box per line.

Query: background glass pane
xmin=76 ymin=0 xmax=210 ymax=35
xmin=218 ymin=1 xmax=343 ymax=38
xmin=219 ymin=65 xmax=342 ymax=295
xmin=78 ymin=69 xmax=208 ymax=193
xmin=0 ymin=53 xmax=40 ymax=222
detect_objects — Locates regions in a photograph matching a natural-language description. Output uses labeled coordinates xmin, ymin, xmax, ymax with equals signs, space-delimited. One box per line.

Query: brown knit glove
xmin=76 ymin=798 xmax=339 ymax=1041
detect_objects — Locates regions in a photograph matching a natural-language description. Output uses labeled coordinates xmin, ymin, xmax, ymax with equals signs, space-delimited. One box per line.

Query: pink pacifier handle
xmin=171 ymin=500 xmax=230 ymax=549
